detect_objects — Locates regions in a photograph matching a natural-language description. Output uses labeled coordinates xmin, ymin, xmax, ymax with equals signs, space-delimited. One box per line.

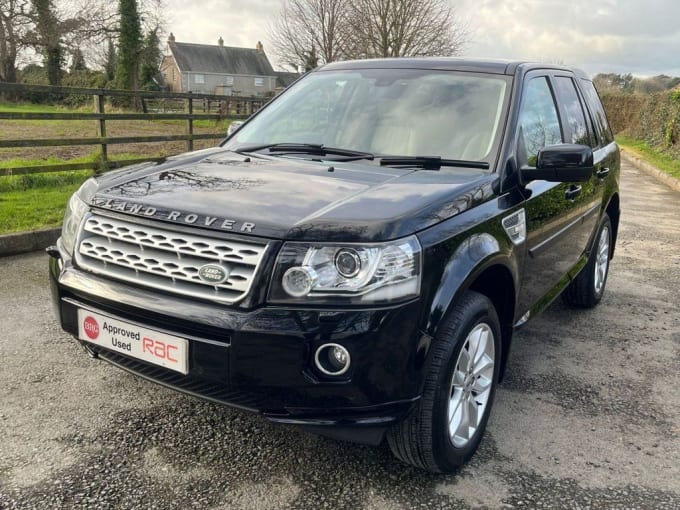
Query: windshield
xmin=224 ymin=68 xmax=511 ymax=163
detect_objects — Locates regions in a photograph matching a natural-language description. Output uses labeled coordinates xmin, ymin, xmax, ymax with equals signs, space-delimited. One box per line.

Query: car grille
xmin=76 ymin=214 xmax=268 ymax=304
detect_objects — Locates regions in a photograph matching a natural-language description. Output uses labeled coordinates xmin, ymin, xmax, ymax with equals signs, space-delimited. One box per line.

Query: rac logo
xmin=143 ymin=337 xmax=179 ymax=363
xmin=84 ymin=316 xmax=100 ymax=340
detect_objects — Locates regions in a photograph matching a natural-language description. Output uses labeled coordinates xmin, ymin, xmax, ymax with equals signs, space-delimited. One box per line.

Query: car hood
xmin=90 ymin=149 xmax=496 ymax=242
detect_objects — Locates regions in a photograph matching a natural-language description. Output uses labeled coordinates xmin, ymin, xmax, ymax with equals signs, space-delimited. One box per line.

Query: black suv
xmin=48 ymin=59 xmax=620 ymax=472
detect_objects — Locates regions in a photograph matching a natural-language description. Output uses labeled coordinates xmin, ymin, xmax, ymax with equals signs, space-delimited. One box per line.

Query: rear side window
xmin=553 ymin=77 xmax=594 ymax=147
xmin=518 ymin=77 xmax=563 ymax=166
xmin=580 ymin=79 xmax=614 ymax=146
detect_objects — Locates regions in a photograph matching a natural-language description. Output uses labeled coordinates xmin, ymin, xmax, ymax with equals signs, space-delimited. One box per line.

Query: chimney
xmin=256 ymin=41 xmax=264 ymax=53
xmin=168 ymin=32 xmax=176 ymax=43
xmin=218 ymin=37 xmax=224 ymax=47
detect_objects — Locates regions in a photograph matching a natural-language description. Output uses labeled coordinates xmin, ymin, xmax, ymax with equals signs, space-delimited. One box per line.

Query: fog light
xmin=282 ymin=266 xmax=317 ymax=297
xmin=314 ymin=343 xmax=351 ymax=376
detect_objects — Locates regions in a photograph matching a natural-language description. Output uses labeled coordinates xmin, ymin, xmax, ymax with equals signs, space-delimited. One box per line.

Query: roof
xmin=274 ymin=71 xmax=301 ymax=88
xmin=320 ymin=58 xmax=588 ymax=78
xmin=321 ymin=58 xmax=515 ymax=75
xmin=169 ymin=42 xmax=275 ymax=76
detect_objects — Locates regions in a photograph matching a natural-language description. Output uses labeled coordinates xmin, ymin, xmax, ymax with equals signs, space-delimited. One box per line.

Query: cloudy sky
xmin=165 ymin=0 xmax=680 ymax=77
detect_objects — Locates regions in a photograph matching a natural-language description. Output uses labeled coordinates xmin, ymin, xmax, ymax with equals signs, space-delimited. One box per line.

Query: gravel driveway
xmin=1 ymin=160 xmax=679 ymax=509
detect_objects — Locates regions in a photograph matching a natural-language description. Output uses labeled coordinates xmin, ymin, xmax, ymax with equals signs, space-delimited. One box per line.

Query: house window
xmin=225 ymin=76 xmax=234 ymax=86
xmin=171 ymin=68 xmax=176 ymax=82
xmin=254 ymin=77 xmax=265 ymax=87
xmin=195 ymin=74 xmax=205 ymax=84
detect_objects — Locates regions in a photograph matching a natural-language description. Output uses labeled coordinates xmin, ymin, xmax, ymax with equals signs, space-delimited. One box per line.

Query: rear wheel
xmin=562 ymin=213 xmax=612 ymax=308
xmin=387 ymin=291 xmax=501 ymax=472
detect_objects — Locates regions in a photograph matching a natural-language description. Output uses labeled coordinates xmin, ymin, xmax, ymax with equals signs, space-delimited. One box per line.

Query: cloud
xmin=165 ymin=0 xmax=281 ymax=56
xmin=456 ymin=0 xmax=680 ymax=75
xmin=164 ymin=0 xmax=680 ymax=76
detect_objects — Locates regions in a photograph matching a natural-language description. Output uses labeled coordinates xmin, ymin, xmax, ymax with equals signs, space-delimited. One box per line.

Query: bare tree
xmin=21 ymin=0 xmax=123 ymax=84
xmin=345 ymin=0 xmax=468 ymax=59
xmin=58 ymin=0 xmax=163 ymax=68
xmin=268 ymin=0 xmax=350 ymax=70
xmin=64 ymin=0 xmax=164 ymax=75
xmin=59 ymin=0 xmax=118 ymax=44
xmin=0 ymin=0 xmax=31 ymax=82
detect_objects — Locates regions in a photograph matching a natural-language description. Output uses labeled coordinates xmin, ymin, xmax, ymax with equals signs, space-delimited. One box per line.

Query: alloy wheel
xmin=447 ymin=323 xmax=495 ymax=448
xmin=594 ymin=225 xmax=610 ymax=294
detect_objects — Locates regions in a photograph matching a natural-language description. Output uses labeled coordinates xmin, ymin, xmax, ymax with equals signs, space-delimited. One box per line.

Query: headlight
xmin=269 ymin=236 xmax=422 ymax=305
xmin=60 ymin=177 xmax=97 ymax=254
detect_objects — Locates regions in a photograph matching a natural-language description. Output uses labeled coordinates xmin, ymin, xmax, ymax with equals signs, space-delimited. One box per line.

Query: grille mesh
xmin=76 ymin=214 xmax=267 ymax=304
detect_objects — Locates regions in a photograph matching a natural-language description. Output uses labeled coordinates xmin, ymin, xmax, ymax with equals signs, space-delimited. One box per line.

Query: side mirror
xmin=521 ymin=144 xmax=594 ymax=183
xmin=227 ymin=121 xmax=244 ymax=137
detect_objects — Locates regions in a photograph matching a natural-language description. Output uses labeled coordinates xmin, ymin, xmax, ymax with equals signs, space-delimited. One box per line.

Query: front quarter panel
xmin=417 ymin=188 xmax=525 ymax=338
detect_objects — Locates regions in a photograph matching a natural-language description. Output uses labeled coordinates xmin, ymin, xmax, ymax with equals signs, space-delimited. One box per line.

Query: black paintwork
xmin=90 ymin=152 xmax=492 ymax=242
xmin=49 ymin=58 xmax=620 ymax=445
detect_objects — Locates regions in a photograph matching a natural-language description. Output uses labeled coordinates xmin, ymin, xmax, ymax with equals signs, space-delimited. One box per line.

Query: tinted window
xmin=580 ymin=79 xmax=614 ymax=145
xmin=518 ymin=77 xmax=563 ymax=166
xmin=554 ymin=77 xmax=593 ymax=146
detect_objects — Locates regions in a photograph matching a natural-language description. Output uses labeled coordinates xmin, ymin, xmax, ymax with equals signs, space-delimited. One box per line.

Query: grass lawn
xmin=0 ymin=154 xmax=101 ymax=170
xmin=0 ymin=169 xmax=93 ymax=193
xmin=0 ymin=181 xmax=85 ymax=234
xmin=0 ymin=152 xmax=167 ymax=173
xmin=0 ymin=101 xmax=89 ymax=113
xmin=616 ymin=135 xmax=680 ymax=180
xmin=0 ymin=169 xmax=94 ymax=234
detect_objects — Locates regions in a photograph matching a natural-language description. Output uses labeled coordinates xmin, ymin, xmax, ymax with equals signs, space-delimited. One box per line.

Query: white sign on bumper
xmin=77 ymin=309 xmax=189 ymax=375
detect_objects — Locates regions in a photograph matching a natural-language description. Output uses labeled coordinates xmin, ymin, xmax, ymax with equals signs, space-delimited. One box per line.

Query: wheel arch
xmin=467 ymin=264 xmax=516 ymax=382
xmin=604 ymin=192 xmax=620 ymax=259
xmin=422 ymin=236 xmax=519 ymax=382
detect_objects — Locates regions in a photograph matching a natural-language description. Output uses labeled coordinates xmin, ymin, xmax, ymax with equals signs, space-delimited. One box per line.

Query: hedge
xmin=602 ymin=90 xmax=680 ymax=157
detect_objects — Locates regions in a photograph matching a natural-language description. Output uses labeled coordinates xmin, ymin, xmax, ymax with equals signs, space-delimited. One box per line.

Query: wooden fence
xmin=0 ymin=82 xmax=269 ymax=177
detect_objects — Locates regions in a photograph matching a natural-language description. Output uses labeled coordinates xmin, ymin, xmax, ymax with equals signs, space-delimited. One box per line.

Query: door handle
xmin=565 ymin=185 xmax=582 ymax=200
xmin=596 ymin=167 xmax=610 ymax=179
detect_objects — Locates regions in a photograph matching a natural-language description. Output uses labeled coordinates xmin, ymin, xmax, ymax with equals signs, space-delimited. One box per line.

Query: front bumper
xmin=49 ymin=246 xmax=430 ymax=445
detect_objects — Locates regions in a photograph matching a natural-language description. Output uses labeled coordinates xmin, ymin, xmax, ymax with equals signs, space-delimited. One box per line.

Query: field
xmin=0 ymin=101 xmax=231 ymax=163
xmin=0 ymin=102 xmax=234 ymax=234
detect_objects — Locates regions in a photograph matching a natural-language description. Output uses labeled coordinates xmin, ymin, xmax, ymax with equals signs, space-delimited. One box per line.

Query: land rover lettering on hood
xmin=48 ymin=59 xmax=620 ymax=472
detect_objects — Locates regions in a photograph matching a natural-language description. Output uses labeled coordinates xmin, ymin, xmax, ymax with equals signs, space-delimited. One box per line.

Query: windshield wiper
xmin=236 ymin=143 xmax=375 ymax=161
xmin=379 ymin=156 xmax=490 ymax=171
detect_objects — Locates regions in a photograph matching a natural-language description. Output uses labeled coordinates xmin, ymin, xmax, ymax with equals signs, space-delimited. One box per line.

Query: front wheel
xmin=387 ymin=291 xmax=501 ymax=472
xmin=562 ymin=213 xmax=612 ymax=308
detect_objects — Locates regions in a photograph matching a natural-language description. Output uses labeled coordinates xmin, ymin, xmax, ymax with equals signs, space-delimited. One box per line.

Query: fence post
xmin=94 ymin=93 xmax=108 ymax=172
xmin=187 ymin=92 xmax=194 ymax=152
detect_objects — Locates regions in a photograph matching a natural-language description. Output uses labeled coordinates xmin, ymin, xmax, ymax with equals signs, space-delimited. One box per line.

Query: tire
xmin=562 ymin=213 xmax=612 ymax=308
xmin=387 ymin=291 xmax=501 ymax=472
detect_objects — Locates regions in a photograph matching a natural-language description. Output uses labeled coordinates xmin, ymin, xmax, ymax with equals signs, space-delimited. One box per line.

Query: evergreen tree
xmin=104 ymin=38 xmax=117 ymax=83
xmin=116 ymin=0 xmax=142 ymax=91
xmin=69 ymin=48 xmax=87 ymax=73
xmin=140 ymin=28 xmax=161 ymax=90
xmin=32 ymin=0 xmax=63 ymax=86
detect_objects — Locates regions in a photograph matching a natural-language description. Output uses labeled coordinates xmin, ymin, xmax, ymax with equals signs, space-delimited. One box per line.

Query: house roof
xmin=274 ymin=71 xmax=301 ymax=88
xmin=169 ymin=42 xmax=275 ymax=77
